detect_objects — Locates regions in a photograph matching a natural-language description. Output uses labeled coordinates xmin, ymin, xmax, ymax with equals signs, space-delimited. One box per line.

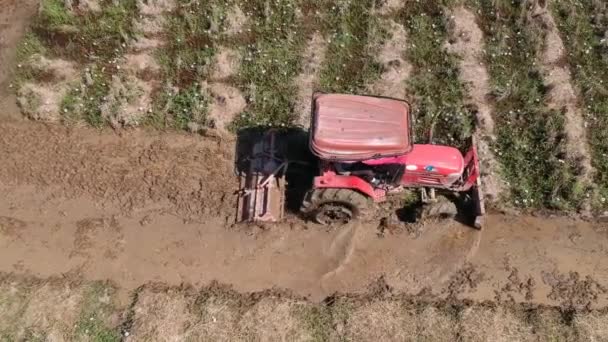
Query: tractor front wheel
xmin=300 ymin=189 xmax=371 ymax=226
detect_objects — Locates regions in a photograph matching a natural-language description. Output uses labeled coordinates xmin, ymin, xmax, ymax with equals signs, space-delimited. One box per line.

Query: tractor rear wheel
xmin=300 ymin=189 xmax=371 ymax=226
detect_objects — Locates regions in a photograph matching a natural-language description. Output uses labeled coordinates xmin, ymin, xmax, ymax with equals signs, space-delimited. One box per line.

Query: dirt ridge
xmin=446 ymin=7 xmax=505 ymax=203
xmin=295 ymin=33 xmax=327 ymax=127
xmin=367 ymin=19 xmax=412 ymax=100
xmin=531 ymin=3 xmax=595 ymax=208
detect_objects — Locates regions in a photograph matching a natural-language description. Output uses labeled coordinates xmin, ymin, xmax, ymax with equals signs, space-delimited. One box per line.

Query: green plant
xmin=398 ymin=1 xmax=474 ymax=147
xmin=75 ymin=282 xmax=120 ymax=342
xmin=14 ymin=33 xmax=47 ymax=85
xmin=33 ymin=0 xmax=138 ymax=61
xmin=159 ymin=0 xmax=228 ymax=87
xmin=471 ymin=0 xmax=583 ymax=209
xmin=230 ymin=0 xmax=308 ymax=129
xmin=162 ymin=84 xmax=210 ymax=130
xmin=61 ymin=65 xmax=111 ymax=127
xmin=318 ymin=0 xmax=383 ymax=94
xmin=551 ymin=0 xmax=608 ymax=209
xmin=36 ymin=0 xmax=74 ymax=30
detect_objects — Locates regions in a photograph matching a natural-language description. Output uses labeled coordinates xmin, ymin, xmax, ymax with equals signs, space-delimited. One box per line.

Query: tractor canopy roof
xmin=310 ymin=93 xmax=412 ymax=161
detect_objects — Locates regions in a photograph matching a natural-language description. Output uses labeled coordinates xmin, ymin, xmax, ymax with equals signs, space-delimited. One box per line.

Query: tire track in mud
xmin=446 ymin=7 xmax=506 ymax=203
xmin=0 ymin=122 xmax=237 ymax=220
xmin=530 ymin=2 xmax=595 ymax=208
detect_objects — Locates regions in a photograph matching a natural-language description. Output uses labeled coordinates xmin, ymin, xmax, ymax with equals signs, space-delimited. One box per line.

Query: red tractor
xmin=237 ymin=93 xmax=485 ymax=228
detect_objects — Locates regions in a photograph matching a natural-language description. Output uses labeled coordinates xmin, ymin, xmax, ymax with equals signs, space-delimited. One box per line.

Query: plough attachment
xmin=237 ymin=131 xmax=287 ymax=223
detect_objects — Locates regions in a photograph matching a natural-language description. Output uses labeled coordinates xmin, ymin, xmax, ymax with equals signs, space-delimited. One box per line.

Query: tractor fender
xmin=313 ymin=172 xmax=383 ymax=201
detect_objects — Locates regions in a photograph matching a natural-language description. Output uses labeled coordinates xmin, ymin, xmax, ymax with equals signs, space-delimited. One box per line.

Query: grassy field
xmin=398 ymin=1 xmax=474 ymax=148
xmin=470 ymin=0 xmax=584 ymax=210
xmin=1 ymin=274 xmax=608 ymax=341
xmin=11 ymin=0 xmax=608 ymax=211
xmin=551 ymin=0 xmax=608 ymax=209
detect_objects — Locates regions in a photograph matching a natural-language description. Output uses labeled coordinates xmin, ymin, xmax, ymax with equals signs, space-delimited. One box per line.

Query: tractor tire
xmin=421 ymin=196 xmax=458 ymax=220
xmin=300 ymin=188 xmax=371 ymax=226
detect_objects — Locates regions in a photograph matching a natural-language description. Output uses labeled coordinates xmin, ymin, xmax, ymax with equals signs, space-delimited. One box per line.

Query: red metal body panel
xmin=457 ymin=142 xmax=481 ymax=192
xmin=310 ymin=93 xmax=412 ymax=160
xmin=362 ymin=144 xmax=464 ymax=188
xmin=313 ymin=171 xmax=386 ymax=201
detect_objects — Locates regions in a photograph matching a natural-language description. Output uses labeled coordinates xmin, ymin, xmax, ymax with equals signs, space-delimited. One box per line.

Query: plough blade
xmin=236 ymin=131 xmax=287 ymax=223
xmin=238 ymin=172 xmax=285 ymax=223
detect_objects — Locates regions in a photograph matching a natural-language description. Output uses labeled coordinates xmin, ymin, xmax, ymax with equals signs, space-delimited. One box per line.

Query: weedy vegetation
xmin=18 ymin=0 xmax=139 ymax=126
xmin=2 ymin=275 xmax=607 ymax=341
xmin=149 ymin=0 xmax=228 ymax=129
xmin=398 ymin=0 xmax=475 ymax=147
xmin=471 ymin=0 xmax=584 ymax=209
xmin=13 ymin=0 xmax=608 ymax=213
xmin=74 ymin=282 xmax=120 ymax=342
xmin=230 ymin=0 xmax=307 ymax=129
xmin=317 ymin=0 xmax=383 ymax=95
xmin=551 ymin=0 xmax=608 ymax=209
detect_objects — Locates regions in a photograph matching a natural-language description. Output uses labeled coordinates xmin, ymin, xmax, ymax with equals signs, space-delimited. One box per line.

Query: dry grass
xmin=342 ymin=300 xmax=416 ymax=341
xmin=237 ymin=298 xmax=312 ymax=341
xmin=574 ymin=311 xmax=608 ymax=342
xmin=459 ymin=305 xmax=535 ymax=342
xmin=1 ymin=275 xmax=608 ymax=341
xmin=0 ymin=277 xmax=118 ymax=342
xmin=126 ymin=288 xmax=199 ymax=341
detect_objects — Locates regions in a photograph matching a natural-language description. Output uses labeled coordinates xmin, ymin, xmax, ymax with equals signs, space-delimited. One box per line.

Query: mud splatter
xmin=0 ymin=216 xmax=26 ymax=239
xmin=445 ymin=263 xmax=484 ymax=298
xmin=494 ymin=267 xmax=536 ymax=303
xmin=542 ymin=270 xmax=608 ymax=311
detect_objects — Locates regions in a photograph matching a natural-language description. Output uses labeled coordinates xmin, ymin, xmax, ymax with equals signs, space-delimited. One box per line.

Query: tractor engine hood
xmin=402 ymin=144 xmax=465 ymax=176
xmin=364 ymin=144 xmax=465 ymax=177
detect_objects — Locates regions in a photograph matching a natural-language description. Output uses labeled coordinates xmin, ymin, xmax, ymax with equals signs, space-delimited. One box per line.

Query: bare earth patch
xmin=212 ymin=47 xmax=240 ymax=80
xmin=378 ymin=0 xmax=405 ymax=15
xmin=17 ymin=82 xmax=67 ymax=121
xmin=0 ymin=0 xmax=38 ymax=120
xmin=136 ymin=0 xmax=176 ymax=16
xmin=531 ymin=3 xmax=594 ymax=203
xmin=225 ymin=4 xmax=247 ymax=35
xmin=446 ymin=7 xmax=505 ymax=203
xmin=205 ymin=82 xmax=247 ymax=131
xmin=123 ymin=53 xmax=161 ymax=75
xmin=16 ymin=55 xmax=78 ymax=122
xmin=294 ymin=33 xmax=327 ymax=127
xmin=367 ymin=20 xmax=411 ymax=100
xmin=101 ymin=75 xmax=152 ymax=128
xmin=67 ymin=0 xmax=102 ymax=13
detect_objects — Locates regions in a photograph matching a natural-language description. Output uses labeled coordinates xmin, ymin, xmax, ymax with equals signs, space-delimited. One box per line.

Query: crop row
xmin=551 ymin=0 xmax=608 ymax=209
